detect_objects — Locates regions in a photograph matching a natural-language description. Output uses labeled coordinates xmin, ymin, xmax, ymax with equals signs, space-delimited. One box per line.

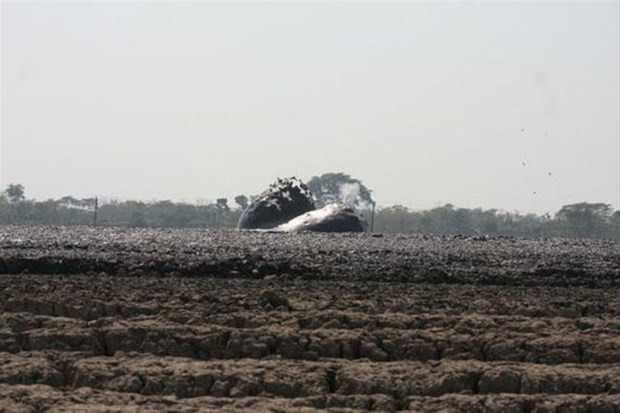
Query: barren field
xmin=0 ymin=226 xmax=619 ymax=412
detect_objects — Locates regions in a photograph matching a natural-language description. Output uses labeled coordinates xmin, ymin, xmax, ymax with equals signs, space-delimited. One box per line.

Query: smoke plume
xmin=339 ymin=183 xmax=360 ymax=207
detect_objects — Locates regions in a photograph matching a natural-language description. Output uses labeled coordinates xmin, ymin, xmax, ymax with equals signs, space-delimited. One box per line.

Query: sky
xmin=1 ymin=1 xmax=619 ymax=214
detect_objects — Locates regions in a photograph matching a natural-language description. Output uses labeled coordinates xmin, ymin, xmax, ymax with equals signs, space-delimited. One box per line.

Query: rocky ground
xmin=0 ymin=225 xmax=619 ymax=412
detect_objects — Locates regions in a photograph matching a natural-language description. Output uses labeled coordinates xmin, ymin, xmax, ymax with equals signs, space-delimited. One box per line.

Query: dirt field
xmin=0 ymin=226 xmax=619 ymax=412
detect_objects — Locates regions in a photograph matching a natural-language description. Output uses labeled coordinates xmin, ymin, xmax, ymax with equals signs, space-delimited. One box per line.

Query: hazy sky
xmin=2 ymin=1 xmax=619 ymax=214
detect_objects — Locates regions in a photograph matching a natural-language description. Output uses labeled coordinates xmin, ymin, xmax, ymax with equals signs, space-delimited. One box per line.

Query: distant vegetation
xmin=373 ymin=202 xmax=618 ymax=239
xmin=1 ymin=182 xmax=618 ymax=239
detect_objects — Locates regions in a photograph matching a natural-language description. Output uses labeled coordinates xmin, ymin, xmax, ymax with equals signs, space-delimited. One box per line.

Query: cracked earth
xmin=0 ymin=226 xmax=618 ymax=412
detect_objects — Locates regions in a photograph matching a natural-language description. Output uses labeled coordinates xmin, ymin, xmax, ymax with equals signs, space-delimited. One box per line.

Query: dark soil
xmin=0 ymin=225 xmax=619 ymax=412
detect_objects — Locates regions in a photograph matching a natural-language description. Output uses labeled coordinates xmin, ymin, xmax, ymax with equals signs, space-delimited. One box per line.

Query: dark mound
xmin=237 ymin=177 xmax=315 ymax=230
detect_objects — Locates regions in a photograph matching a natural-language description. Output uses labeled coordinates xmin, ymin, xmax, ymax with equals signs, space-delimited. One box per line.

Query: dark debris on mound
xmin=237 ymin=177 xmax=315 ymax=230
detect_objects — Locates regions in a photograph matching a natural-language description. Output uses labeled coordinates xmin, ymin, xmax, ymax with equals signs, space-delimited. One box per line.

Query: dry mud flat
xmin=0 ymin=226 xmax=619 ymax=412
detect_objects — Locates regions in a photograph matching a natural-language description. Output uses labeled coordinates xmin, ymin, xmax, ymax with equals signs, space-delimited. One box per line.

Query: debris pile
xmin=238 ymin=177 xmax=367 ymax=233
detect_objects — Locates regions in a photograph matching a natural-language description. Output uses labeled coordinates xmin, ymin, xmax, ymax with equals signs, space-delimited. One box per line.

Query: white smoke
xmin=276 ymin=203 xmax=367 ymax=232
xmin=339 ymin=183 xmax=360 ymax=207
xmin=277 ymin=203 xmax=342 ymax=232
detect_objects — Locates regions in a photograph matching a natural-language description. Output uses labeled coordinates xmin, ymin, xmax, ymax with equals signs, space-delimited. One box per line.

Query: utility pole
xmin=93 ymin=197 xmax=98 ymax=227
xmin=370 ymin=201 xmax=376 ymax=233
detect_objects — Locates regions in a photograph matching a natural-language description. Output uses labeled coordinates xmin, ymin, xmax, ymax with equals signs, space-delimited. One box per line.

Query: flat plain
xmin=0 ymin=226 xmax=619 ymax=412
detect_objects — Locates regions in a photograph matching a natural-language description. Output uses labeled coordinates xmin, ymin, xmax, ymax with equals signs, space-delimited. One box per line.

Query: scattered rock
xmin=259 ymin=290 xmax=290 ymax=310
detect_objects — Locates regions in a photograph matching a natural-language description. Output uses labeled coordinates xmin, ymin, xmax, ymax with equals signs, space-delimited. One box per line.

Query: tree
xmin=421 ymin=204 xmax=454 ymax=233
xmin=610 ymin=211 xmax=620 ymax=239
xmin=5 ymin=184 xmax=25 ymax=203
xmin=451 ymin=208 xmax=472 ymax=234
xmin=59 ymin=196 xmax=80 ymax=208
xmin=33 ymin=200 xmax=60 ymax=224
xmin=215 ymin=198 xmax=229 ymax=210
xmin=80 ymin=198 xmax=98 ymax=210
xmin=234 ymin=195 xmax=249 ymax=210
xmin=555 ymin=202 xmax=612 ymax=238
xmin=0 ymin=195 xmax=12 ymax=223
xmin=471 ymin=208 xmax=498 ymax=235
xmin=306 ymin=172 xmax=374 ymax=207
xmin=374 ymin=205 xmax=421 ymax=233
xmin=128 ymin=202 xmax=147 ymax=227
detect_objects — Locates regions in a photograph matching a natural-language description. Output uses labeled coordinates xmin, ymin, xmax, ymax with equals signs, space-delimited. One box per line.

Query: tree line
xmin=1 ymin=181 xmax=618 ymax=239
xmin=372 ymin=202 xmax=619 ymax=239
